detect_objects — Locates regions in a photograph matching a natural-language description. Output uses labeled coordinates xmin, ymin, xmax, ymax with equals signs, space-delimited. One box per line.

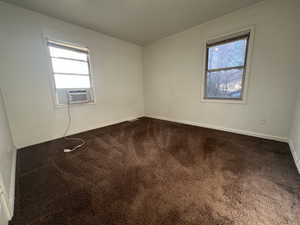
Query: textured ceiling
xmin=2 ymin=0 xmax=263 ymax=45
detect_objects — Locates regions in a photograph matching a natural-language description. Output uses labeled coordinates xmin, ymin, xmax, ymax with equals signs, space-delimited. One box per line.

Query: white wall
xmin=0 ymin=2 xmax=144 ymax=148
xmin=0 ymin=0 xmax=299 ymax=149
xmin=143 ymin=0 xmax=299 ymax=141
xmin=0 ymin=89 xmax=16 ymax=225
xmin=0 ymin=211 xmax=6 ymax=225
xmin=288 ymin=0 xmax=300 ymax=172
xmin=290 ymin=87 xmax=300 ymax=172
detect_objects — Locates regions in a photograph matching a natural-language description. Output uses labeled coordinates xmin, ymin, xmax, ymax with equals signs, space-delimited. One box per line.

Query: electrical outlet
xmin=260 ymin=119 xmax=267 ymax=126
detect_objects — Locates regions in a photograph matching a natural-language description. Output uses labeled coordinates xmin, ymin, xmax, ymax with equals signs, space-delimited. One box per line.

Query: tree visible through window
xmin=204 ymin=33 xmax=250 ymax=100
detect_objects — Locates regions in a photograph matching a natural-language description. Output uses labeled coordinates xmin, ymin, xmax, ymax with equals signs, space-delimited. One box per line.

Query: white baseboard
xmin=288 ymin=140 xmax=300 ymax=174
xmin=17 ymin=115 xmax=144 ymax=149
xmin=69 ymin=115 xmax=144 ymax=136
xmin=145 ymin=115 xmax=288 ymax=143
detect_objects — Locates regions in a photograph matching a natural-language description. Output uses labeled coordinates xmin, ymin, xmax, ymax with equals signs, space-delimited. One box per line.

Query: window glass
xmin=208 ymin=39 xmax=247 ymax=70
xmin=54 ymin=74 xmax=91 ymax=89
xmin=51 ymin=58 xmax=89 ymax=75
xmin=204 ymin=34 xmax=249 ymax=100
xmin=206 ymin=69 xmax=243 ymax=99
xmin=47 ymin=40 xmax=94 ymax=105
xmin=49 ymin=46 xmax=88 ymax=61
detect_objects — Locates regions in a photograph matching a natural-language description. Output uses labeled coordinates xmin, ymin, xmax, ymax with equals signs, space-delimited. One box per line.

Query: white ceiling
xmin=3 ymin=0 xmax=263 ymax=45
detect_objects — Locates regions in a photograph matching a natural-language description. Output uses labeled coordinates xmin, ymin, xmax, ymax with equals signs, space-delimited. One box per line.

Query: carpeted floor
xmin=10 ymin=117 xmax=300 ymax=225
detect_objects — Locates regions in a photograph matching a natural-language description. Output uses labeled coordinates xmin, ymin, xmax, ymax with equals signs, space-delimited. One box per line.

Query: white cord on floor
xmin=63 ymin=100 xmax=86 ymax=153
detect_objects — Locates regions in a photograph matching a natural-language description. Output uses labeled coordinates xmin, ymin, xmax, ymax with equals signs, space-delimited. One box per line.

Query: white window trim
xmin=42 ymin=34 xmax=96 ymax=108
xmin=201 ymin=26 xmax=255 ymax=104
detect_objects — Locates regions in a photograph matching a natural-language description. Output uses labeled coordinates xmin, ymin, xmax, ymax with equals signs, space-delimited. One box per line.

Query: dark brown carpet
xmin=10 ymin=117 xmax=300 ymax=225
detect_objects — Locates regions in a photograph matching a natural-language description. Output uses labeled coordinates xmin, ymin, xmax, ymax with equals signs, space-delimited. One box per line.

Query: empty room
xmin=0 ymin=0 xmax=300 ymax=224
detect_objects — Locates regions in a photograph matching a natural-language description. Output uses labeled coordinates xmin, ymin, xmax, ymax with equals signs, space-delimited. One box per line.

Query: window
xmin=204 ymin=32 xmax=250 ymax=101
xmin=47 ymin=40 xmax=94 ymax=105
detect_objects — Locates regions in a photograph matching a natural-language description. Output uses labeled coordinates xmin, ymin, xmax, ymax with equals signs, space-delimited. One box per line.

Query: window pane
xmin=208 ymin=38 xmax=247 ymax=70
xmin=54 ymin=74 xmax=91 ymax=89
xmin=206 ymin=69 xmax=244 ymax=99
xmin=49 ymin=46 xmax=88 ymax=61
xmin=51 ymin=58 xmax=89 ymax=74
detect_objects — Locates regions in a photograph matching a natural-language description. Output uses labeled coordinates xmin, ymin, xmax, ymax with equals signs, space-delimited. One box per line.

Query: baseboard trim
xmin=145 ymin=115 xmax=288 ymax=143
xmin=68 ymin=116 xmax=144 ymax=136
xmin=8 ymin=149 xmax=17 ymax=220
xmin=17 ymin=115 xmax=143 ymax=149
xmin=288 ymin=140 xmax=300 ymax=174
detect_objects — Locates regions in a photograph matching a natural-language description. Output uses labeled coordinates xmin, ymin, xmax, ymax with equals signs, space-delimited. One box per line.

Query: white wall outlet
xmin=260 ymin=119 xmax=267 ymax=126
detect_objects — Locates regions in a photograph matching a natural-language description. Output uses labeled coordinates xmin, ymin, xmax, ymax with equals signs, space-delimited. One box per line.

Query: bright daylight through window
xmin=48 ymin=40 xmax=91 ymax=89
xmin=47 ymin=40 xmax=93 ymax=105
xmin=204 ymin=33 xmax=250 ymax=100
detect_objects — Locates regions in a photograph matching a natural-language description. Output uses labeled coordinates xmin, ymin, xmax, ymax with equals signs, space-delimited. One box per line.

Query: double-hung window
xmin=47 ymin=40 xmax=94 ymax=105
xmin=204 ymin=32 xmax=250 ymax=101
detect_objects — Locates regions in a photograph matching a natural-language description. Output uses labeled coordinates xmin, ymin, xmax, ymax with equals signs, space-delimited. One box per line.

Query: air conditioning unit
xmin=68 ymin=90 xmax=89 ymax=104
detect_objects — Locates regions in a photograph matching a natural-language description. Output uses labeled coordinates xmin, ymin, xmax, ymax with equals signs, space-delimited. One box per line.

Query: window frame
xmin=44 ymin=37 xmax=96 ymax=107
xmin=201 ymin=27 xmax=254 ymax=104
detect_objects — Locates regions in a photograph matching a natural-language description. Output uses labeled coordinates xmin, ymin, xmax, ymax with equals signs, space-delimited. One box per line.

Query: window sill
xmin=54 ymin=101 xmax=96 ymax=109
xmin=200 ymin=98 xmax=247 ymax=104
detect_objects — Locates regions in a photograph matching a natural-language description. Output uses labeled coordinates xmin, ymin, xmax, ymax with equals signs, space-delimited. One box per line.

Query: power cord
xmin=63 ymin=98 xmax=86 ymax=153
